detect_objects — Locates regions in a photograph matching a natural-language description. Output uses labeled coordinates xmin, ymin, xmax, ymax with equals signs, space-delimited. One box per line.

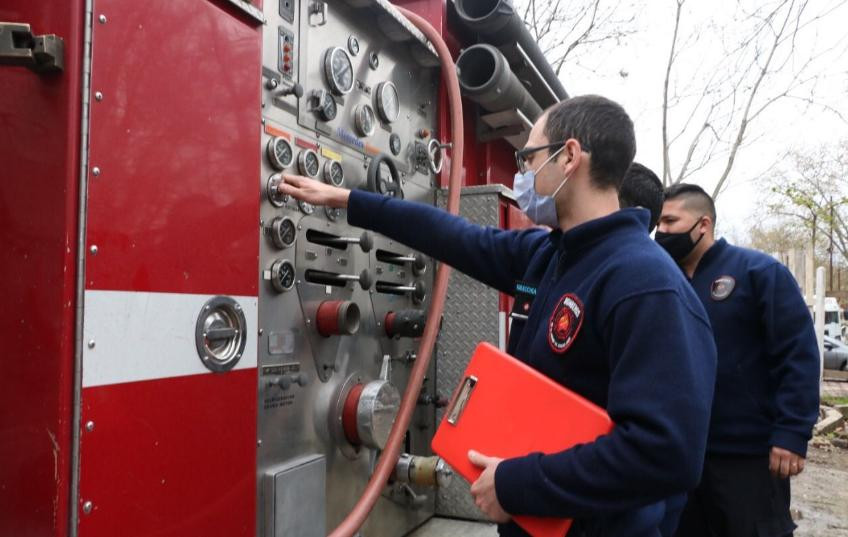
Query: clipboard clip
xmin=446 ymin=375 xmax=477 ymax=425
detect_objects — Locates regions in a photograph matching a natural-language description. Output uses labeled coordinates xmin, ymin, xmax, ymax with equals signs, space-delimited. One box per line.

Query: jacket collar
xmin=548 ymin=207 xmax=651 ymax=255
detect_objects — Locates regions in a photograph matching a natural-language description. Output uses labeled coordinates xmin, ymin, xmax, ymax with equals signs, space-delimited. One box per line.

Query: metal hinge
xmin=0 ymin=22 xmax=64 ymax=74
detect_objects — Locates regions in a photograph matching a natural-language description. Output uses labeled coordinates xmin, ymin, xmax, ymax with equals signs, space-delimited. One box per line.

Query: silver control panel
xmin=257 ymin=2 xmax=443 ymax=536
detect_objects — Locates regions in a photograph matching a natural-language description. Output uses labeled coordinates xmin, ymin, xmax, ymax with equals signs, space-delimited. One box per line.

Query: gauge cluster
xmin=256 ymin=3 xmax=442 ymax=537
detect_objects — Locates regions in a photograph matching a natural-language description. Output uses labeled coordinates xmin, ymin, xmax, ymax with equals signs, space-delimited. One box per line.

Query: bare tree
xmin=760 ymin=140 xmax=848 ymax=269
xmin=661 ymin=0 xmax=848 ymax=197
xmin=516 ymin=0 xmax=637 ymax=76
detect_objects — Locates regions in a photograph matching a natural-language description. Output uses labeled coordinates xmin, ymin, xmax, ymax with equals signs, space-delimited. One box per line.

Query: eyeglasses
xmin=514 ymin=141 xmax=592 ymax=174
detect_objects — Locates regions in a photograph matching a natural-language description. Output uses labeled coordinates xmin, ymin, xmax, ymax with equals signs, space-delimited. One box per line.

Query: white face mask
xmin=513 ymin=145 xmax=570 ymax=228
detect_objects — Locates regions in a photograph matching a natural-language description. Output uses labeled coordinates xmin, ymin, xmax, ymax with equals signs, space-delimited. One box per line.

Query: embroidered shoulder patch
xmin=710 ymin=275 xmax=736 ymax=301
xmin=548 ymin=293 xmax=584 ymax=354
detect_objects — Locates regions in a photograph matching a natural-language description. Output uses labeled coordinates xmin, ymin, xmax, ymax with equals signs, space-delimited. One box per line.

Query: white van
xmin=824 ymin=297 xmax=846 ymax=341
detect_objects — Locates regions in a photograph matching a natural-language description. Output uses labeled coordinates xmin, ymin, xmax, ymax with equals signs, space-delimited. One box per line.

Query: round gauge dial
xmin=266 ymin=174 xmax=290 ymax=207
xmin=266 ymin=137 xmax=293 ymax=171
xmin=389 ymin=133 xmax=402 ymax=156
xmin=311 ymin=90 xmax=337 ymax=122
xmin=270 ymin=259 xmax=296 ymax=293
xmin=297 ymin=149 xmax=320 ymax=177
xmin=298 ymin=200 xmax=315 ymax=215
xmin=268 ymin=216 xmax=296 ymax=249
xmin=323 ymin=47 xmax=354 ymax=95
xmin=375 ymin=82 xmax=400 ymax=123
xmin=347 ymin=35 xmax=360 ymax=56
xmin=369 ymin=52 xmax=380 ymax=70
xmin=325 ymin=206 xmax=342 ymax=221
xmin=323 ymin=160 xmax=345 ymax=187
xmin=354 ymin=104 xmax=376 ymax=137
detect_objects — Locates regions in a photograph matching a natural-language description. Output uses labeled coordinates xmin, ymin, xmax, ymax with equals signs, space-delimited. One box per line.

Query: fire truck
xmin=0 ymin=1 xmax=567 ymax=536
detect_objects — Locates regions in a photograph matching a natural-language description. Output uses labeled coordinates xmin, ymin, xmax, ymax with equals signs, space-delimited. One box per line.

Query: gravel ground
xmin=793 ymin=437 xmax=848 ymax=537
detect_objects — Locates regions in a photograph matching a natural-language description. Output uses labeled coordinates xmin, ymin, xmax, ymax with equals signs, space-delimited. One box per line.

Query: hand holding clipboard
xmin=431 ymin=342 xmax=614 ymax=537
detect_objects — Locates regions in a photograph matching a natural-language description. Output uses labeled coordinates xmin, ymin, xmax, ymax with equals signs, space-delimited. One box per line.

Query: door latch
xmin=0 ymin=22 xmax=64 ymax=74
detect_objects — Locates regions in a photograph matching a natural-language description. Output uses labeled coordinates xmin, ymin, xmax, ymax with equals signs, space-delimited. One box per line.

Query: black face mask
xmin=655 ymin=217 xmax=704 ymax=262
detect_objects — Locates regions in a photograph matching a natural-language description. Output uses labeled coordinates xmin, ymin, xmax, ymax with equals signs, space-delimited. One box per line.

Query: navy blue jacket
xmin=687 ymin=238 xmax=819 ymax=457
xmin=347 ymin=190 xmax=717 ymax=536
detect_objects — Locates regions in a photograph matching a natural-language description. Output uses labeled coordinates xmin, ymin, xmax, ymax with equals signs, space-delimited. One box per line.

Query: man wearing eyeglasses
xmin=279 ymin=95 xmax=717 ymax=537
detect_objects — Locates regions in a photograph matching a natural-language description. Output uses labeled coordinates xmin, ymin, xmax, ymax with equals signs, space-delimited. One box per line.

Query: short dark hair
xmin=664 ymin=183 xmax=717 ymax=225
xmin=620 ymin=162 xmax=663 ymax=231
xmin=543 ymin=95 xmax=636 ymax=190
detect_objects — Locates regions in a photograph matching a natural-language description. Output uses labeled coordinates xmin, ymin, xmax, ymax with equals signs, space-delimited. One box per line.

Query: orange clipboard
xmin=431 ymin=342 xmax=614 ymax=537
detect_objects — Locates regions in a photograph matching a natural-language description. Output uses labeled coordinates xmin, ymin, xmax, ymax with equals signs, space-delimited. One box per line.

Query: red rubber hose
xmin=328 ymin=4 xmax=463 ymax=536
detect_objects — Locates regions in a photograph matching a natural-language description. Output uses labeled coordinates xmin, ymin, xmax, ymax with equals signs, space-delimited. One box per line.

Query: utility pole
xmin=829 ymin=196 xmax=834 ymax=291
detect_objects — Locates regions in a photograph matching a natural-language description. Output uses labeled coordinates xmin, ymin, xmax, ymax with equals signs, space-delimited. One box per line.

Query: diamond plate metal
xmin=434 ymin=187 xmax=504 ymax=521
xmin=405 ymin=517 xmax=498 ymax=537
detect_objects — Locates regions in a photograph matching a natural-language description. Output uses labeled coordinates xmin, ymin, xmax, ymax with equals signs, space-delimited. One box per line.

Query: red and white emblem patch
xmin=548 ymin=293 xmax=584 ymax=354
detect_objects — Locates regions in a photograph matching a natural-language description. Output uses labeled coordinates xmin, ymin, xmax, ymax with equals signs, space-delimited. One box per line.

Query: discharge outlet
xmin=316 ymin=300 xmax=360 ymax=337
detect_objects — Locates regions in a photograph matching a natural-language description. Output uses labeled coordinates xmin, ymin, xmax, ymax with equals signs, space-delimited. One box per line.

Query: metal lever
xmin=276 ymin=82 xmax=304 ymax=98
xmin=375 ymin=280 xmax=426 ymax=303
xmin=205 ymin=327 xmax=237 ymax=341
xmin=383 ymin=253 xmax=426 ymax=275
xmin=334 ymin=270 xmax=373 ymax=290
xmin=305 ymin=268 xmax=373 ymax=290
xmin=0 ymin=23 xmax=64 ymax=73
xmin=306 ymin=229 xmax=373 ymax=253
xmin=331 ymin=232 xmax=373 ymax=253
xmin=308 ymin=1 xmax=328 ymax=26
xmin=427 ymin=139 xmax=445 ymax=174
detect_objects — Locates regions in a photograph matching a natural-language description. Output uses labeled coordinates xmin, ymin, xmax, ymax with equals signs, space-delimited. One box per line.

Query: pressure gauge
xmin=324 ymin=47 xmax=354 ymax=95
xmin=267 ymin=216 xmax=296 ymax=249
xmin=375 ymin=81 xmax=400 ymax=123
xmin=298 ymin=200 xmax=315 ymax=215
xmin=326 ymin=206 xmax=343 ymax=221
xmin=354 ymin=104 xmax=376 ymax=137
xmin=389 ymin=133 xmax=402 ymax=156
xmin=267 ymin=137 xmax=294 ymax=170
xmin=297 ymin=149 xmax=320 ymax=177
xmin=312 ymin=90 xmax=337 ymax=122
xmin=347 ymin=35 xmax=360 ymax=56
xmin=323 ymin=160 xmax=345 ymax=187
xmin=270 ymin=259 xmax=296 ymax=292
xmin=369 ymin=51 xmax=380 ymax=70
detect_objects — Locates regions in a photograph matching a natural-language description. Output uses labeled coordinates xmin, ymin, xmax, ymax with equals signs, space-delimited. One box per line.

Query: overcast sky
xmin=539 ymin=0 xmax=848 ymax=242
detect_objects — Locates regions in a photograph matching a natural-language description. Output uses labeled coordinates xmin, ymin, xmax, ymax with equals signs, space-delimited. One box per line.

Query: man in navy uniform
xmin=656 ymin=184 xmax=820 ymax=537
xmin=280 ymin=95 xmax=717 ymax=537
xmin=620 ymin=162 xmax=664 ymax=232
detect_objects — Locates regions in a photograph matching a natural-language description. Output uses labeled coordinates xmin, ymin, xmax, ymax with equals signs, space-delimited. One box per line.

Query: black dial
xmin=369 ymin=51 xmax=380 ymax=70
xmin=389 ymin=133 xmax=402 ymax=156
xmin=271 ymin=259 xmax=296 ymax=292
xmin=348 ymin=35 xmax=360 ymax=56
xmin=325 ymin=206 xmax=342 ymax=221
xmin=268 ymin=216 xmax=296 ymax=249
xmin=312 ymin=90 xmax=337 ymax=122
xmin=375 ymin=82 xmax=400 ymax=123
xmin=324 ymin=47 xmax=354 ymax=95
xmin=267 ymin=137 xmax=293 ymax=170
xmin=298 ymin=200 xmax=315 ymax=215
xmin=323 ymin=160 xmax=345 ymax=187
xmin=355 ymin=104 xmax=376 ymax=137
xmin=297 ymin=149 xmax=320 ymax=177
